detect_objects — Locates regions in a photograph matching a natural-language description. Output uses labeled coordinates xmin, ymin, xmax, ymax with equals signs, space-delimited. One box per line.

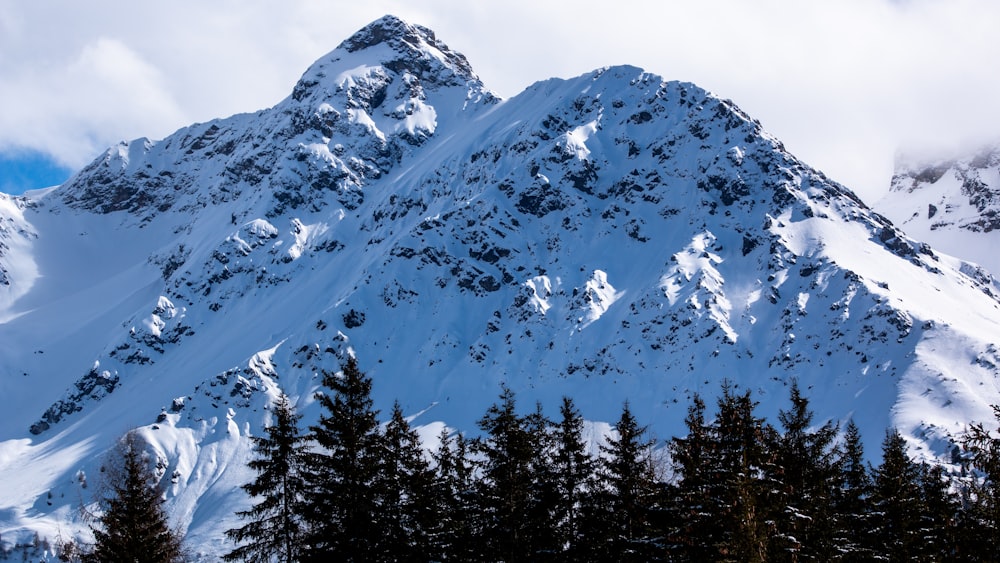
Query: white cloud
xmin=0 ymin=0 xmax=998 ymax=203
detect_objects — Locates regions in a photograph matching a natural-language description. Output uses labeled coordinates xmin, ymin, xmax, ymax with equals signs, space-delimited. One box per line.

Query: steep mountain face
xmin=878 ymin=144 xmax=1000 ymax=274
xmin=0 ymin=193 xmax=36 ymax=310
xmin=2 ymin=15 xmax=1000 ymax=559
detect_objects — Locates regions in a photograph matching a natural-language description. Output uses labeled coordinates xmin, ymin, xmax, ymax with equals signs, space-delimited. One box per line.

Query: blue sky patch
xmin=0 ymin=151 xmax=74 ymax=195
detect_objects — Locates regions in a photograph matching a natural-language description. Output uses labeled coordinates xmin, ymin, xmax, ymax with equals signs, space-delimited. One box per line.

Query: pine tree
xmin=595 ymin=402 xmax=659 ymax=563
xmin=960 ymin=404 xmax=1000 ymax=552
xmin=668 ymin=393 xmax=719 ymax=561
xmin=429 ymin=428 xmax=479 ymax=561
xmin=831 ymin=420 xmax=873 ymax=562
xmin=375 ymin=402 xmax=436 ymax=562
xmin=522 ymin=401 xmax=561 ymax=560
xmin=768 ymin=381 xmax=839 ymax=561
xmin=88 ymin=431 xmax=185 ymax=563
xmin=224 ymin=393 xmax=308 ymax=563
xmin=549 ymin=397 xmax=596 ymax=562
xmin=474 ymin=385 xmax=544 ymax=562
xmin=916 ymin=462 xmax=958 ymax=559
xmin=869 ymin=429 xmax=924 ymax=561
xmin=300 ymin=356 xmax=383 ymax=562
xmin=711 ymin=383 xmax=772 ymax=563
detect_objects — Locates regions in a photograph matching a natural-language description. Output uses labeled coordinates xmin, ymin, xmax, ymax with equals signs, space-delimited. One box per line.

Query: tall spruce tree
xmin=960 ymin=404 xmax=1000 ymax=552
xmin=224 ymin=393 xmax=308 ymax=563
xmin=595 ymin=402 xmax=659 ymax=563
xmin=474 ymin=385 xmax=541 ymax=563
xmin=301 ymin=356 xmax=383 ymax=562
xmin=375 ymin=402 xmax=436 ymax=562
xmin=430 ymin=428 xmax=479 ymax=561
xmin=523 ymin=401 xmax=562 ymax=560
xmin=88 ymin=431 xmax=185 ymax=563
xmin=831 ymin=420 xmax=873 ymax=561
xmin=916 ymin=462 xmax=958 ymax=560
xmin=550 ymin=397 xmax=596 ymax=562
xmin=768 ymin=381 xmax=839 ymax=561
xmin=869 ymin=429 xmax=925 ymax=561
xmin=711 ymin=383 xmax=772 ymax=563
xmin=668 ymin=393 xmax=719 ymax=561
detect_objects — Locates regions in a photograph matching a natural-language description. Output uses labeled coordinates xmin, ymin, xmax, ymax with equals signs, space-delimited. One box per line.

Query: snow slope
xmin=878 ymin=144 xmax=1000 ymax=274
xmin=2 ymin=15 xmax=1000 ymax=560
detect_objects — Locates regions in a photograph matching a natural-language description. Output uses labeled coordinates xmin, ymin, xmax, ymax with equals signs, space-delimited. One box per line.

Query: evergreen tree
xmin=225 ymin=393 xmax=308 ymax=563
xmin=549 ymin=397 xmax=596 ymax=562
xmin=430 ymin=428 xmax=479 ymax=562
xmin=374 ymin=402 xmax=436 ymax=562
xmin=831 ymin=420 xmax=873 ymax=562
xmin=595 ymin=402 xmax=659 ymax=563
xmin=768 ymin=381 xmax=839 ymax=561
xmin=710 ymin=383 xmax=772 ymax=563
xmin=300 ymin=357 xmax=383 ymax=562
xmin=473 ymin=385 xmax=541 ymax=563
xmin=88 ymin=431 xmax=185 ymax=563
xmin=522 ymin=401 xmax=561 ymax=560
xmin=960 ymin=404 xmax=1000 ymax=552
xmin=668 ymin=393 xmax=719 ymax=561
xmin=916 ymin=462 xmax=958 ymax=560
xmin=869 ymin=429 xmax=925 ymax=561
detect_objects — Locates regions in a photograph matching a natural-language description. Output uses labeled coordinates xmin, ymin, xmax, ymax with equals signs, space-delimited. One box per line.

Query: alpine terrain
xmin=1 ymin=15 xmax=1000 ymax=559
xmin=878 ymin=144 xmax=1000 ymax=274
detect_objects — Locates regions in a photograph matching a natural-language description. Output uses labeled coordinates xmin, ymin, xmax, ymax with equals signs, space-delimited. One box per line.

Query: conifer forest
xmin=78 ymin=357 xmax=1000 ymax=562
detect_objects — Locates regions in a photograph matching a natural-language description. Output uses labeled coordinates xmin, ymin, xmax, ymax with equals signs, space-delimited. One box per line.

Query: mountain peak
xmin=878 ymin=141 xmax=1000 ymax=273
xmin=58 ymin=16 xmax=498 ymax=220
xmin=291 ymin=14 xmax=483 ymax=104
xmin=338 ymin=15 xmax=442 ymax=57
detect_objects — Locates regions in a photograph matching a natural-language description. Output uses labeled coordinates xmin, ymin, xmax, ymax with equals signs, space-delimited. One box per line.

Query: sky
xmin=1 ymin=0 xmax=998 ymax=203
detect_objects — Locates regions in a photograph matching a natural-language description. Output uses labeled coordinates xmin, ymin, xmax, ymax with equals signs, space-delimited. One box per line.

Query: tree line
xmin=80 ymin=356 xmax=1000 ymax=561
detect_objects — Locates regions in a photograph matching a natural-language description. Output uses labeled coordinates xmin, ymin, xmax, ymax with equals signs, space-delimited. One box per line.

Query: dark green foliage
xmin=668 ymin=393 xmax=719 ymax=561
xmin=916 ymin=462 xmax=958 ymax=559
xmin=767 ymin=380 xmax=839 ymax=562
xmin=831 ymin=420 xmax=874 ymax=561
xmin=301 ymin=356 xmax=383 ymax=562
xmin=593 ymin=402 xmax=660 ymax=562
xmin=429 ymin=428 xmax=479 ymax=561
xmin=869 ymin=429 xmax=925 ymax=561
xmin=473 ymin=386 xmax=555 ymax=562
xmin=961 ymin=405 xmax=1000 ymax=552
xmin=709 ymin=383 xmax=772 ymax=563
xmin=375 ymin=402 xmax=437 ymax=562
xmin=671 ymin=383 xmax=838 ymax=562
xmin=522 ymin=402 xmax=562 ymax=560
xmin=223 ymin=367 xmax=1000 ymax=562
xmin=225 ymin=393 xmax=307 ymax=563
xmin=550 ymin=397 xmax=597 ymax=562
xmin=89 ymin=431 xmax=185 ymax=563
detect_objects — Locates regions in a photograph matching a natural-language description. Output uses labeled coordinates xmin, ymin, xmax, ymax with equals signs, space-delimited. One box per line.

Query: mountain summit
xmin=878 ymin=143 xmax=1000 ymax=274
xmin=330 ymin=14 xmax=479 ymax=82
xmin=2 ymin=16 xmax=1000 ymax=559
xmin=57 ymin=14 xmax=497 ymax=221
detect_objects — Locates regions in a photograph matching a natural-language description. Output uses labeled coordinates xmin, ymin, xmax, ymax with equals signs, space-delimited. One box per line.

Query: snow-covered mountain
xmin=878 ymin=144 xmax=1000 ymax=274
xmin=3 ymin=15 xmax=1000 ymax=559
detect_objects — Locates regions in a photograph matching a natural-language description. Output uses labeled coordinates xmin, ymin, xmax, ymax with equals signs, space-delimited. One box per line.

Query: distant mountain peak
xmin=878 ymin=141 xmax=1000 ymax=273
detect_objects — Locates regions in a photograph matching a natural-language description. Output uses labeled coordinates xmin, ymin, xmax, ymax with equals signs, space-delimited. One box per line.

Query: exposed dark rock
xmin=30 ymin=369 xmax=120 ymax=435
